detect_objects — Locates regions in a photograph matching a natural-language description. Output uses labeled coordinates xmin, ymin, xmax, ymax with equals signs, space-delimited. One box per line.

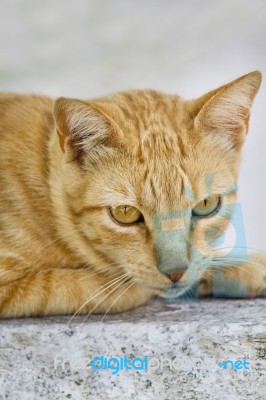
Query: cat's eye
xmin=192 ymin=195 xmax=221 ymax=217
xmin=110 ymin=205 xmax=143 ymax=224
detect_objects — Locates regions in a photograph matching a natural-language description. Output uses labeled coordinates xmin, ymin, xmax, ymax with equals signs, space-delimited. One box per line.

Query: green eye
xmin=110 ymin=205 xmax=143 ymax=224
xmin=192 ymin=195 xmax=221 ymax=217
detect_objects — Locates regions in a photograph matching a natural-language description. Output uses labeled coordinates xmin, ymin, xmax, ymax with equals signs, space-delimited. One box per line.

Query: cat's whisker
xmin=101 ymin=280 xmax=135 ymax=323
xmin=82 ymin=274 xmax=130 ymax=314
xmin=209 ymin=266 xmax=262 ymax=279
xmin=67 ymin=273 xmax=129 ymax=325
xmin=78 ymin=276 xmax=131 ymax=333
xmin=77 ymin=262 xmax=121 ymax=282
xmin=213 ymin=246 xmax=266 ymax=255
xmin=68 ymin=272 xmax=129 ymax=324
xmin=211 ymin=262 xmax=263 ymax=272
xmin=211 ymin=257 xmax=264 ymax=272
xmin=75 ymin=263 xmax=127 ymax=282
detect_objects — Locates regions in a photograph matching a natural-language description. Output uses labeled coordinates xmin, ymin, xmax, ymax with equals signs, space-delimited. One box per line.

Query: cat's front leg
xmin=0 ymin=266 xmax=152 ymax=318
xmin=199 ymin=253 xmax=266 ymax=298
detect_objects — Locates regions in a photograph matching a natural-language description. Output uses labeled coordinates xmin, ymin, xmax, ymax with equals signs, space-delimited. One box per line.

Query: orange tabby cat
xmin=0 ymin=71 xmax=265 ymax=318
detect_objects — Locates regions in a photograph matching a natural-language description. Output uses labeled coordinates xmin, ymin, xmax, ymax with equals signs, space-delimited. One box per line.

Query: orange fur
xmin=0 ymin=71 xmax=265 ymax=318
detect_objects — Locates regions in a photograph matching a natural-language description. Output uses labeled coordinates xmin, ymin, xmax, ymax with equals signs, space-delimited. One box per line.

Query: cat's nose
xmin=166 ymin=272 xmax=183 ymax=283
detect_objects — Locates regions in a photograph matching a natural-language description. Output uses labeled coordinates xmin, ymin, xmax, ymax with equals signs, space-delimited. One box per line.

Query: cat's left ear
xmin=53 ymin=98 xmax=123 ymax=163
xmin=192 ymin=71 xmax=262 ymax=150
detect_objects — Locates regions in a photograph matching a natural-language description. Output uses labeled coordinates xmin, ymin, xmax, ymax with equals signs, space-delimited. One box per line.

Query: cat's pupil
xmin=192 ymin=195 xmax=221 ymax=217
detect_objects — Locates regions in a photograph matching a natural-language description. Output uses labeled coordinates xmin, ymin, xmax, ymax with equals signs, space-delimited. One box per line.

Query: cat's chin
xmin=151 ymin=282 xmax=198 ymax=300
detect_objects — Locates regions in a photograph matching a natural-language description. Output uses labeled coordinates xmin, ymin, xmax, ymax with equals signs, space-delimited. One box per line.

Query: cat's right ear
xmin=190 ymin=71 xmax=262 ymax=150
xmin=53 ymin=97 xmax=123 ymax=163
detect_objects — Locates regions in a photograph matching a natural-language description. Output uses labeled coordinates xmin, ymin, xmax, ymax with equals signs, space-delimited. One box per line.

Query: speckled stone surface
xmin=0 ymin=298 xmax=265 ymax=400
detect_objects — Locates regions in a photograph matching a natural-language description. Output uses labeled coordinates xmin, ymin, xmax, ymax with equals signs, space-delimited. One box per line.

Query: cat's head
xmin=53 ymin=71 xmax=261 ymax=298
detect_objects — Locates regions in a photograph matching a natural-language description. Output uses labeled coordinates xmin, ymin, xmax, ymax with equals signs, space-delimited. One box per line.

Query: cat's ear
xmin=192 ymin=71 xmax=262 ymax=150
xmin=53 ymin=98 xmax=123 ymax=163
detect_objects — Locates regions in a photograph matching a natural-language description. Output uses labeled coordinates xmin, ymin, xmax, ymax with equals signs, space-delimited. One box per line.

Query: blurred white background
xmin=1 ymin=0 xmax=265 ymax=249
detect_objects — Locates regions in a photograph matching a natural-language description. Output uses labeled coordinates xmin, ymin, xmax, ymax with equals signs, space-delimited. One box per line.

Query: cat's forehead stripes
xmin=97 ymin=89 xmax=185 ymax=147
xmin=78 ymin=75 xmax=259 ymax=217
xmin=86 ymin=99 xmax=237 ymax=217
xmin=96 ymin=90 xmax=193 ymax=213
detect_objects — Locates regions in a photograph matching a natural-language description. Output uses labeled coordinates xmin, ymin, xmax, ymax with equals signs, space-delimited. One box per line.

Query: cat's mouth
xmin=147 ymin=272 xmax=198 ymax=299
xmin=136 ymin=268 xmax=198 ymax=299
xmin=153 ymin=281 xmax=198 ymax=299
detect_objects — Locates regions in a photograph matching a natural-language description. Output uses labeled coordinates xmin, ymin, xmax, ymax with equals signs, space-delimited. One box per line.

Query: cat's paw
xmin=199 ymin=254 xmax=266 ymax=298
xmin=223 ymin=253 xmax=266 ymax=298
xmin=198 ymin=272 xmax=214 ymax=297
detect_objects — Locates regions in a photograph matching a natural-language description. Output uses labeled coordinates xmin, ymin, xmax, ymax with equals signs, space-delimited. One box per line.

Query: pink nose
xmin=166 ymin=272 xmax=183 ymax=283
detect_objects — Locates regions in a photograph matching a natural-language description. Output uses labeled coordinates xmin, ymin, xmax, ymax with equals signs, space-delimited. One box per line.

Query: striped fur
xmin=0 ymin=71 xmax=265 ymax=317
